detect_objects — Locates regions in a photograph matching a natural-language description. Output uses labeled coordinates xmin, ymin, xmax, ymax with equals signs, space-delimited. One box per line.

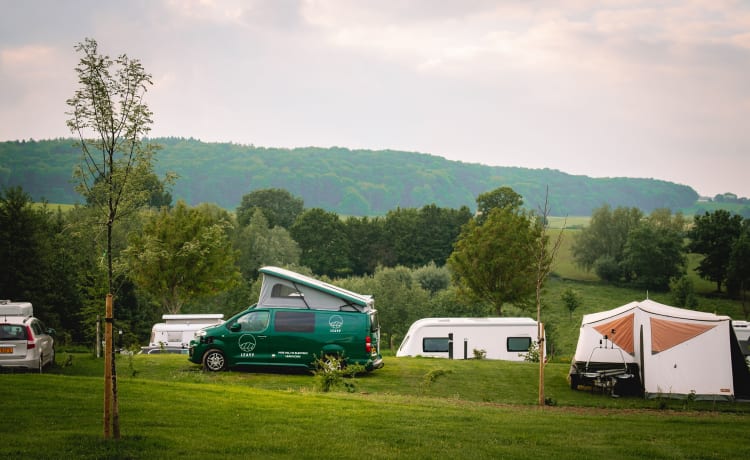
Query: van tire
xmin=203 ymin=349 xmax=226 ymax=372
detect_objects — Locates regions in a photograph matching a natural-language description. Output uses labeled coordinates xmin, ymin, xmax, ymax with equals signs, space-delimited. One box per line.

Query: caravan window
xmin=274 ymin=311 xmax=315 ymax=333
xmin=423 ymin=337 xmax=450 ymax=353
xmin=271 ymin=283 xmax=303 ymax=299
xmin=507 ymin=337 xmax=532 ymax=352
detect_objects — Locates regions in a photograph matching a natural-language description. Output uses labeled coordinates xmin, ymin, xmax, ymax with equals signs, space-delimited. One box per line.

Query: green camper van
xmin=188 ymin=267 xmax=383 ymax=372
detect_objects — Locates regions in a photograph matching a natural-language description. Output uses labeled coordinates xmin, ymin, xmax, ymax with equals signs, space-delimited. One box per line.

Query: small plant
xmin=311 ymin=355 xmax=363 ymax=393
xmin=522 ymin=341 xmax=541 ymax=363
xmin=472 ymin=348 xmax=487 ymax=359
xmin=422 ymin=368 xmax=452 ymax=387
xmin=126 ymin=345 xmax=141 ymax=377
xmin=683 ymin=390 xmax=696 ymax=410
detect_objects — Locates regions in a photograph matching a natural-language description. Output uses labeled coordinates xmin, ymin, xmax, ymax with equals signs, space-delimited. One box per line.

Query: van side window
xmin=271 ymin=283 xmax=303 ymax=299
xmin=507 ymin=337 xmax=532 ymax=352
xmin=423 ymin=337 xmax=450 ymax=353
xmin=236 ymin=311 xmax=270 ymax=333
xmin=274 ymin=311 xmax=314 ymax=333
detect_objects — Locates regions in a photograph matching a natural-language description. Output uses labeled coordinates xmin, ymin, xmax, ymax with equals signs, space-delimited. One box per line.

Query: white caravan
xmin=396 ymin=317 xmax=543 ymax=361
xmin=145 ymin=314 xmax=224 ymax=351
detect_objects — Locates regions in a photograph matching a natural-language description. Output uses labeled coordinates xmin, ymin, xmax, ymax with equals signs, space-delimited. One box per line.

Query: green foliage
xmin=688 ymin=210 xmax=744 ymax=292
xmin=121 ymin=201 xmax=241 ymax=314
xmin=560 ymin=288 xmax=582 ymax=319
xmin=475 ymin=186 xmax=523 ymax=224
xmin=621 ymin=216 xmax=686 ymax=290
xmin=236 ymin=188 xmax=304 ymax=229
xmin=448 ymin=206 xmax=541 ymax=315
xmin=1 ymin=139 xmax=704 ymax=217
xmin=522 ymin=341 xmax=541 ymax=362
xmin=727 ymin=224 xmax=750 ymax=307
xmin=311 ymin=355 xmax=364 ymax=393
xmin=472 ymin=349 xmax=487 ymax=359
xmin=670 ymin=276 xmax=699 ymax=308
xmin=234 ymin=209 xmax=300 ymax=281
xmin=422 ymin=367 xmax=452 ymax=386
xmin=290 ymin=208 xmax=350 ymax=277
xmin=572 ymin=205 xmax=643 ymax=275
xmin=574 ymin=206 xmax=687 ymax=290
xmin=412 ymin=261 xmax=451 ymax=294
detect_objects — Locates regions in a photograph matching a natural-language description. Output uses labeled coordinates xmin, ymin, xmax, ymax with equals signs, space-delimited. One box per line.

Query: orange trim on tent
xmin=593 ymin=313 xmax=634 ymax=354
xmin=650 ymin=317 xmax=717 ymax=353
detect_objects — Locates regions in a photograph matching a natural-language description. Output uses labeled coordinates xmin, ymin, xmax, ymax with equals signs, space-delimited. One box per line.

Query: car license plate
xmin=0 ymin=346 xmax=13 ymax=353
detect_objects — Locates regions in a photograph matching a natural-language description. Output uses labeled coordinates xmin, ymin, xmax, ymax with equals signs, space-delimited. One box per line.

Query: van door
xmin=225 ymin=309 xmax=274 ymax=365
xmin=272 ymin=310 xmax=316 ymax=365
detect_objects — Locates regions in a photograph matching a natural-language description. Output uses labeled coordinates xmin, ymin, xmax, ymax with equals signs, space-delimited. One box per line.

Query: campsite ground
xmin=2 ymin=353 xmax=748 ymax=459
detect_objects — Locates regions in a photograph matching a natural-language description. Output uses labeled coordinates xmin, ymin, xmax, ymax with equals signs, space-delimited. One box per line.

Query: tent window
xmin=271 ymin=283 xmax=303 ymax=299
xmin=507 ymin=337 xmax=532 ymax=352
xmin=423 ymin=337 xmax=449 ymax=353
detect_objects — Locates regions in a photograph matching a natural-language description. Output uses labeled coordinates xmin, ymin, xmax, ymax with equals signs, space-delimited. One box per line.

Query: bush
xmin=311 ymin=355 xmax=364 ymax=393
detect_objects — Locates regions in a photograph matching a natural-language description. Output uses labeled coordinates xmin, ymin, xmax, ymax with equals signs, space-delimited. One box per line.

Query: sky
xmin=1 ymin=0 xmax=749 ymax=198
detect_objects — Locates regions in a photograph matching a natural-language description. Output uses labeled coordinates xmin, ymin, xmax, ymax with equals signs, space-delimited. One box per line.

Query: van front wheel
xmin=203 ymin=349 xmax=226 ymax=372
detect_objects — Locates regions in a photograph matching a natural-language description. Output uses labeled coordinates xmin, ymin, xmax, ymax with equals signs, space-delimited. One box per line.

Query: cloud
xmin=0 ymin=0 xmax=749 ymax=196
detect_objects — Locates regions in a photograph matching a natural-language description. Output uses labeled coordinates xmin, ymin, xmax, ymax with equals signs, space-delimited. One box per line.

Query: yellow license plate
xmin=0 ymin=346 xmax=13 ymax=353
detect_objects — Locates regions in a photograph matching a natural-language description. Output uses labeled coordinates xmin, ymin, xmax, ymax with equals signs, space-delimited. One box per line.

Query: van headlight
xmin=196 ymin=329 xmax=207 ymax=337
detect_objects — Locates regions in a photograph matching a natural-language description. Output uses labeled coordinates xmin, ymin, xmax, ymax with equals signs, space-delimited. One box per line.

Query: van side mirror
xmin=229 ymin=323 xmax=241 ymax=332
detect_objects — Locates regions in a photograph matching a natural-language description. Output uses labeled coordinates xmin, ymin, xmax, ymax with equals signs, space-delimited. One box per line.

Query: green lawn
xmin=2 ymin=354 xmax=749 ymax=459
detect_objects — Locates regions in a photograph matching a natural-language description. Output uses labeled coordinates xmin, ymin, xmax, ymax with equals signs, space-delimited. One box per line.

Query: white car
xmin=0 ymin=301 xmax=55 ymax=372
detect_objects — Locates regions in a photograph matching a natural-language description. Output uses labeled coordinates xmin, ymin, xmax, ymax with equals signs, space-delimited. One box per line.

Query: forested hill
xmin=1 ymin=138 xmax=699 ymax=216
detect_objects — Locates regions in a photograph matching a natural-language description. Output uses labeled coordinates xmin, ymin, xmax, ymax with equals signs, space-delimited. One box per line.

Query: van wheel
xmin=203 ymin=350 xmax=226 ymax=372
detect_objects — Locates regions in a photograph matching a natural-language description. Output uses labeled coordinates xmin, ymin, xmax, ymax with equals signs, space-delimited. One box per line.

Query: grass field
xmin=2 ymin=354 xmax=749 ymax=459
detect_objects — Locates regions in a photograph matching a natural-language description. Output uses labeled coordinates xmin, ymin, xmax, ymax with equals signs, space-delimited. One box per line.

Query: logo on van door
xmin=238 ymin=334 xmax=257 ymax=352
xmin=329 ymin=315 xmax=343 ymax=333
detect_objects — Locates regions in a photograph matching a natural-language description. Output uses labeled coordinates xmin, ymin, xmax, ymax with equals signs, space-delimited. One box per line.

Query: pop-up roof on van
xmin=257 ymin=266 xmax=374 ymax=312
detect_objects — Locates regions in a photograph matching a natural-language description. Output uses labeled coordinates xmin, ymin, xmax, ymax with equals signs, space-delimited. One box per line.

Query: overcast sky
xmin=2 ymin=0 xmax=749 ymax=197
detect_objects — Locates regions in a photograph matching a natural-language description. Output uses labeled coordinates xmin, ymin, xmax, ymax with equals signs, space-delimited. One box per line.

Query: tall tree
xmin=234 ymin=208 xmax=300 ymax=281
xmin=66 ymin=37 xmax=172 ymax=439
xmin=344 ymin=216 xmax=390 ymax=275
xmin=290 ymin=208 xmax=350 ymax=277
xmin=236 ymin=188 xmax=304 ymax=229
xmin=122 ymin=201 xmax=241 ymax=314
xmin=475 ymin=186 xmax=523 ymax=224
xmin=687 ymin=210 xmax=743 ymax=292
xmin=0 ymin=187 xmax=46 ymax=300
xmin=572 ymin=205 xmax=643 ymax=281
xmin=728 ymin=222 xmax=750 ymax=317
xmin=447 ymin=207 xmax=541 ymax=315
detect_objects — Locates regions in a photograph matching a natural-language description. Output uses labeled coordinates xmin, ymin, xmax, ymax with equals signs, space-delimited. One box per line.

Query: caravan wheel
xmin=203 ymin=349 xmax=226 ymax=372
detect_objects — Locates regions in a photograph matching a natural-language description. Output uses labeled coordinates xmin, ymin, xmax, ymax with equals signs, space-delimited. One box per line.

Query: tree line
xmin=571 ymin=204 xmax=750 ymax=314
xmin=3 ymin=183 xmax=749 ymax=351
xmin=0 ymin=137 xmax=713 ymax=217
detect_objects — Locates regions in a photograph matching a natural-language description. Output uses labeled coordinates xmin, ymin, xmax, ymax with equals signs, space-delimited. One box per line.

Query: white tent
xmin=570 ymin=299 xmax=750 ymax=400
xmin=257 ymin=266 xmax=374 ymax=312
